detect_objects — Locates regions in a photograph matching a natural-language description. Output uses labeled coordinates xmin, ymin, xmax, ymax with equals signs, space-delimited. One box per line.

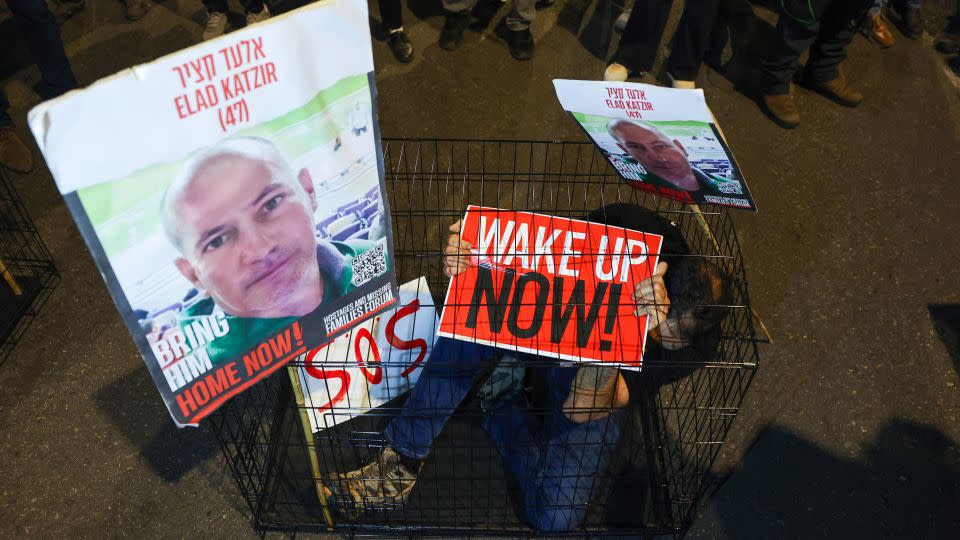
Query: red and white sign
xmin=438 ymin=206 xmax=663 ymax=368
xmin=297 ymin=277 xmax=437 ymax=432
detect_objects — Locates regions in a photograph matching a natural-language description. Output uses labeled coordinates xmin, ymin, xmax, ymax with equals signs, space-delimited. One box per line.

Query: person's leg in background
xmin=482 ymin=366 xmax=626 ymax=532
xmin=605 ymin=0 xmax=672 ymax=81
xmin=440 ymin=0 xmax=480 ymax=50
xmin=758 ymin=0 xmax=833 ymax=128
xmin=201 ymin=0 xmax=270 ymax=41
xmin=800 ymin=0 xmax=872 ymax=105
xmin=7 ymin=0 xmax=78 ymax=96
xmin=0 ymin=89 xmax=34 ymax=173
xmin=328 ymin=338 xmax=498 ymax=512
xmin=861 ymin=0 xmax=895 ymax=48
xmin=499 ymin=0 xmax=537 ymax=60
xmin=2 ymin=0 xmax=80 ymax=173
xmin=378 ymin=0 xmax=414 ymax=63
xmin=891 ymin=0 xmax=923 ymax=38
xmin=664 ymin=0 xmax=723 ymax=88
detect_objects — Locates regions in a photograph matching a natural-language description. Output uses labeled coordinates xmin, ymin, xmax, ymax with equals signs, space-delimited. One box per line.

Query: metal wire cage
xmin=207 ymin=138 xmax=761 ymax=537
xmin=0 ymin=167 xmax=59 ymax=367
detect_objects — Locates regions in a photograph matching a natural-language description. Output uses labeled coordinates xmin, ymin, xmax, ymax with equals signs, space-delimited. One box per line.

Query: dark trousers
xmin=202 ymin=0 xmax=265 ymax=13
xmin=379 ymin=0 xmax=403 ymax=30
xmin=2 ymin=0 xmax=78 ymax=125
xmin=0 ymin=92 xmax=10 ymax=127
xmin=667 ymin=0 xmax=723 ymax=80
xmin=616 ymin=0 xmax=671 ymax=73
xmin=615 ymin=0 xmax=723 ymax=80
xmin=760 ymin=0 xmax=872 ymax=94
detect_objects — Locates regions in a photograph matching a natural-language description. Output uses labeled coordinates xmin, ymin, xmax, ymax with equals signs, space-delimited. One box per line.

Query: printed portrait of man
xmin=607 ymin=119 xmax=728 ymax=194
xmin=161 ymin=136 xmax=377 ymax=362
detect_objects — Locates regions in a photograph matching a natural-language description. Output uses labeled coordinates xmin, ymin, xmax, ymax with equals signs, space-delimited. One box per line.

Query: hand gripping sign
xmin=438 ymin=206 xmax=663 ymax=367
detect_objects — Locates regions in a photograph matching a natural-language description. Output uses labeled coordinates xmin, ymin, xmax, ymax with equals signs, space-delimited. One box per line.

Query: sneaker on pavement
xmin=762 ymin=91 xmax=801 ymax=129
xmin=329 ymin=447 xmax=421 ymax=517
xmin=246 ymin=4 xmax=271 ymax=26
xmin=387 ymin=29 xmax=414 ymax=63
xmin=668 ymin=73 xmax=696 ymax=89
xmin=439 ymin=10 xmax=471 ymax=51
xmin=0 ymin=126 xmax=35 ymax=174
xmin=861 ymin=13 xmax=895 ymax=48
xmin=125 ymin=0 xmax=150 ymax=21
xmin=203 ymin=11 xmax=228 ymax=41
xmin=801 ymin=71 xmax=863 ymax=107
xmin=603 ymin=62 xmax=629 ymax=81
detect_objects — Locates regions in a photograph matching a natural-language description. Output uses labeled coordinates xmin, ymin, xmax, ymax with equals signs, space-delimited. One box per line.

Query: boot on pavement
xmin=762 ymin=92 xmax=801 ymax=129
xmin=802 ymin=71 xmax=864 ymax=107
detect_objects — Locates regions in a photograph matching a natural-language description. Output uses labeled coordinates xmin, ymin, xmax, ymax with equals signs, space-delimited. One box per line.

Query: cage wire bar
xmin=207 ymin=138 xmax=761 ymax=537
xmin=0 ymin=167 xmax=59 ymax=367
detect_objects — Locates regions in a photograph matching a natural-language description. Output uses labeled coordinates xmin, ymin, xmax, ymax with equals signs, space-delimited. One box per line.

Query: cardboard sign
xmin=438 ymin=207 xmax=663 ymax=368
xmin=297 ymin=277 xmax=437 ymax=432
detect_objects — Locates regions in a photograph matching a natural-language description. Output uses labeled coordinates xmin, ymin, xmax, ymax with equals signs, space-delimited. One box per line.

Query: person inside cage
xmin=160 ymin=136 xmax=380 ymax=364
xmin=326 ymin=203 xmax=731 ymax=531
xmin=607 ymin=119 xmax=733 ymax=196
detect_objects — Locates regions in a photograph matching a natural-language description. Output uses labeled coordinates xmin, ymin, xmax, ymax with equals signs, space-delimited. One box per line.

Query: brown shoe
xmin=0 ymin=126 xmax=34 ymax=173
xmin=862 ymin=13 xmax=895 ymax=48
xmin=803 ymin=72 xmax=863 ymax=107
xmin=762 ymin=92 xmax=800 ymax=129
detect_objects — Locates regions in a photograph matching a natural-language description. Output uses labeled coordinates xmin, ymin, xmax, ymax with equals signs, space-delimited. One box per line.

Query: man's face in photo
xmin=172 ymin=155 xmax=322 ymax=319
xmin=613 ymin=122 xmax=694 ymax=185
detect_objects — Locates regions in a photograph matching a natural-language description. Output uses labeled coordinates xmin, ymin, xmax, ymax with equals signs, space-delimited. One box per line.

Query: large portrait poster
xmin=27 ymin=0 xmax=398 ymax=426
xmin=437 ymin=206 xmax=663 ymax=368
xmin=553 ymin=79 xmax=757 ymax=211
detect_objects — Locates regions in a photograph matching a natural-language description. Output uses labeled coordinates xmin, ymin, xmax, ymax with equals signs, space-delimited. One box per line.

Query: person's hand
xmin=634 ymin=261 xmax=669 ymax=335
xmin=443 ymin=219 xmax=472 ymax=277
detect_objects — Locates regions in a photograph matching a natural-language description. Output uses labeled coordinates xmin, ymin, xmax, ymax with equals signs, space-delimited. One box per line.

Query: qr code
xmin=717 ymin=181 xmax=743 ymax=195
xmin=352 ymin=243 xmax=387 ymax=286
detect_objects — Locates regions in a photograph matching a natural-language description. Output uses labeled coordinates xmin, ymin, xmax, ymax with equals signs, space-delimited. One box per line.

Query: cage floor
xmin=252 ymin=386 xmax=671 ymax=535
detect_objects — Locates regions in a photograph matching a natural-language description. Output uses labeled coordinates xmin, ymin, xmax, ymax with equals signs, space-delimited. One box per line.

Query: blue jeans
xmin=384 ymin=338 xmax=624 ymax=532
xmin=869 ymin=0 xmax=922 ymax=16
